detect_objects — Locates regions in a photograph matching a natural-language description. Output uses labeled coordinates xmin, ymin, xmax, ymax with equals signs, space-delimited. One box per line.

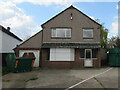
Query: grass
xmin=25 ymin=77 xmax=38 ymax=82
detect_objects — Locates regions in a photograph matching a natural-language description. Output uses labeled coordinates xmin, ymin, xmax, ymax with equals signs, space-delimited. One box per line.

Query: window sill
xmin=49 ymin=60 xmax=75 ymax=62
xmin=79 ymin=58 xmax=97 ymax=60
xmin=83 ymin=37 xmax=93 ymax=39
xmin=51 ymin=37 xmax=71 ymax=39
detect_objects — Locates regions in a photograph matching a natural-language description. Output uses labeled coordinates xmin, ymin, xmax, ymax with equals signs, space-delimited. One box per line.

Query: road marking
xmin=65 ymin=68 xmax=113 ymax=90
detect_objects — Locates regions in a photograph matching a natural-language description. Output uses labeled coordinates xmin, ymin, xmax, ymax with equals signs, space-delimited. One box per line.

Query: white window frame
xmin=50 ymin=48 xmax=74 ymax=61
xmin=83 ymin=29 xmax=93 ymax=38
xmin=85 ymin=49 xmax=92 ymax=60
xmin=51 ymin=28 xmax=71 ymax=38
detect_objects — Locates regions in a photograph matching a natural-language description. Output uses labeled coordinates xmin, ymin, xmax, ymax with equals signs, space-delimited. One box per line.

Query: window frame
xmin=92 ymin=49 xmax=97 ymax=59
xmin=85 ymin=49 xmax=92 ymax=59
xmin=79 ymin=49 xmax=97 ymax=59
xmin=50 ymin=48 xmax=74 ymax=61
xmin=83 ymin=28 xmax=93 ymax=38
xmin=51 ymin=28 xmax=71 ymax=38
xmin=80 ymin=49 xmax=85 ymax=59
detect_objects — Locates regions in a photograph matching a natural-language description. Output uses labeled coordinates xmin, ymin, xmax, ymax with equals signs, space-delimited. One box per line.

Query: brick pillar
xmin=97 ymin=48 xmax=101 ymax=67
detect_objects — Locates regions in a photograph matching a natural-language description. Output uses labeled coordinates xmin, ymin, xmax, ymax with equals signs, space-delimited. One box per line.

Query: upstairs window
xmin=51 ymin=28 xmax=71 ymax=38
xmin=83 ymin=28 xmax=93 ymax=38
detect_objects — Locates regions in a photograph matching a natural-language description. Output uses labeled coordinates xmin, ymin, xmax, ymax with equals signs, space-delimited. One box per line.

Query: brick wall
xmin=41 ymin=48 xmax=101 ymax=68
xmin=14 ymin=48 xmax=101 ymax=68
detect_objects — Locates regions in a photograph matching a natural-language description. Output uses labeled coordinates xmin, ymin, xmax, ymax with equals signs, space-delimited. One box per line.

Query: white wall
xmin=0 ymin=30 xmax=2 ymax=53
xmin=0 ymin=30 xmax=21 ymax=53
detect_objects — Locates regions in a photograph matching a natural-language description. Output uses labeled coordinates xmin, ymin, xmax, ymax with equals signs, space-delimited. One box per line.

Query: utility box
xmin=109 ymin=48 xmax=120 ymax=66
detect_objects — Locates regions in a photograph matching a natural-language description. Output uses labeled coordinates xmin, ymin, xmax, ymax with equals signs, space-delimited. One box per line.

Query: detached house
xmin=14 ymin=5 xmax=102 ymax=68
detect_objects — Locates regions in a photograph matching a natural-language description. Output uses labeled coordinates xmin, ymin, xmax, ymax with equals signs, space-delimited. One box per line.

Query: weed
xmin=3 ymin=80 xmax=11 ymax=82
xmin=25 ymin=77 xmax=38 ymax=82
xmin=94 ymin=77 xmax=108 ymax=90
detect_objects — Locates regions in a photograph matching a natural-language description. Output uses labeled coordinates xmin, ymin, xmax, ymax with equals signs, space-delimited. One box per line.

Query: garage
xmin=19 ymin=50 xmax=40 ymax=67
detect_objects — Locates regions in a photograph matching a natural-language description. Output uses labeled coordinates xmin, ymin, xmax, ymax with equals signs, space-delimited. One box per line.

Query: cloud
xmin=10 ymin=0 xmax=119 ymax=5
xmin=11 ymin=0 xmax=74 ymax=6
xmin=109 ymin=21 xmax=118 ymax=37
xmin=0 ymin=1 xmax=40 ymax=40
xmin=116 ymin=4 xmax=118 ymax=9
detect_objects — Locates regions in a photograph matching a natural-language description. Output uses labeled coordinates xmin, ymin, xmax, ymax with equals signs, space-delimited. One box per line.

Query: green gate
xmin=109 ymin=48 xmax=120 ymax=66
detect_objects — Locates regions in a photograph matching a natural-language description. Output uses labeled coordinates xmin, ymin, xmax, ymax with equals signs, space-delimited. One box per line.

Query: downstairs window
xmin=50 ymin=48 xmax=74 ymax=61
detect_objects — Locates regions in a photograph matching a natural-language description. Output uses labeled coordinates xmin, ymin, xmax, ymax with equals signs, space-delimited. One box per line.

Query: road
xmin=2 ymin=67 xmax=119 ymax=89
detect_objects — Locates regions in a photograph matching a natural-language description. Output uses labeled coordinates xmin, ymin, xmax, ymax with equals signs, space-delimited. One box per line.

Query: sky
xmin=0 ymin=0 xmax=119 ymax=40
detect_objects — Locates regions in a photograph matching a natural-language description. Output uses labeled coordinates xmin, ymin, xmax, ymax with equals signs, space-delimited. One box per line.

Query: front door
xmin=84 ymin=49 xmax=93 ymax=67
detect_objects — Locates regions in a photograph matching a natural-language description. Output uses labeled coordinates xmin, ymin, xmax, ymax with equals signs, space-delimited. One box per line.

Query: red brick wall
xmin=92 ymin=49 xmax=101 ymax=68
xmin=41 ymin=48 xmax=70 ymax=68
xmin=15 ymin=48 xmax=101 ymax=68
xmin=41 ymin=48 xmax=101 ymax=68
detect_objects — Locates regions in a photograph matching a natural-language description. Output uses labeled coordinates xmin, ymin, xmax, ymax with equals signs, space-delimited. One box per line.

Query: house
xmin=0 ymin=25 xmax=22 ymax=66
xmin=14 ymin=5 xmax=102 ymax=68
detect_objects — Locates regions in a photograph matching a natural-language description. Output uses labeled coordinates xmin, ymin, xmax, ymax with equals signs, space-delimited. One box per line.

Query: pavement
xmin=2 ymin=67 xmax=119 ymax=89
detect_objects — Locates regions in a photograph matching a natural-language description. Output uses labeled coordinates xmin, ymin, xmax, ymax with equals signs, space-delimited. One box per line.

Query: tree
xmin=100 ymin=27 xmax=108 ymax=48
xmin=107 ymin=36 xmax=120 ymax=48
xmin=115 ymin=36 xmax=120 ymax=48
xmin=95 ymin=19 xmax=108 ymax=48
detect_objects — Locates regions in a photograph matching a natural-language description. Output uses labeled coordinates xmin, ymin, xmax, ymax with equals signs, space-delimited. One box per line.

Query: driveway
xmin=2 ymin=67 xmax=119 ymax=89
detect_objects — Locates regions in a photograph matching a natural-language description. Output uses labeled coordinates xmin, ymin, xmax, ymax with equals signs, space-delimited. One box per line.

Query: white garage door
xmin=19 ymin=50 xmax=40 ymax=67
xmin=50 ymin=48 xmax=74 ymax=61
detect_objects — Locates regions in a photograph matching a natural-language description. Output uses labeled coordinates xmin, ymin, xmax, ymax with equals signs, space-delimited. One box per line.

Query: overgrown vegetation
xmin=95 ymin=19 xmax=108 ymax=48
xmin=95 ymin=19 xmax=120 ymax=49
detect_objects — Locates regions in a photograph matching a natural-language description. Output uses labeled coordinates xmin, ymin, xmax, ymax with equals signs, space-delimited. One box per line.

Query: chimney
xmin=7 ymin=27 xmax=10 ymax=31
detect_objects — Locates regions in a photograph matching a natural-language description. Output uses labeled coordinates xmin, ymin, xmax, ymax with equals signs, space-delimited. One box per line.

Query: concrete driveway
xmin=2 ymin=67 xmax=119 ymax=89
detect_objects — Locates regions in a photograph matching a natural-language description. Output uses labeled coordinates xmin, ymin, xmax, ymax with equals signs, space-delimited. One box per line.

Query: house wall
xmin=42 ymin=8 xmax=100 ymax=43
xmin=0 ymin=30 xmax=21 ymax=53
xmin=0 ymin=30 xmax=2 ymax=54
xmin=41 ymin=48 xmax=101 ymax=68
xmin=100 ymin=48 xmax=108 ymax=66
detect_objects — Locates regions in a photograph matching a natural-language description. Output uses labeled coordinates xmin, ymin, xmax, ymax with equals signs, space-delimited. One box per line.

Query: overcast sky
xmin=0 ymin=0 xmax=119 ymax=40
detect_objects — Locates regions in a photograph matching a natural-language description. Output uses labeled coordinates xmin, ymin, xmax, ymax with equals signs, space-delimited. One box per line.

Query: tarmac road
xmin=2 ymin=67 xmax=119 ymax=89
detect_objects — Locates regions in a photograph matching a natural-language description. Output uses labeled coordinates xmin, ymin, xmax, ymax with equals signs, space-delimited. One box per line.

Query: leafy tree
xmin=100 ymin=27 xmax=108 ymax=48
xmin=95 ymin=19 xmax=108 ymax=48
